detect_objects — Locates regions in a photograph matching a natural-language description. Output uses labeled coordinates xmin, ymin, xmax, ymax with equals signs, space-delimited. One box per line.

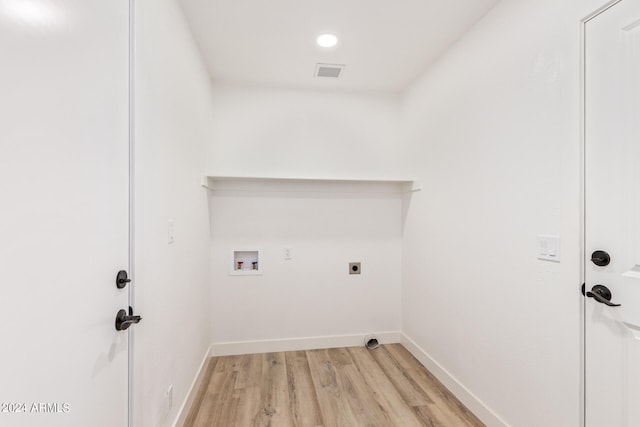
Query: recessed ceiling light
xmin=316 ymin=34 xmax=338 ymax=48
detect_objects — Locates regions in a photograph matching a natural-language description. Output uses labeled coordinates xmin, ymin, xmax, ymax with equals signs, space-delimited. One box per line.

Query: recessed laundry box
xmin=230 ymin=249 xmax=262 ymax=275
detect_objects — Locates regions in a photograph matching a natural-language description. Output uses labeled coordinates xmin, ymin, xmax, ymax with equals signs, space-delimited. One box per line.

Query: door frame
xmin=128 ymin=0 xmax=137 ymax=426
xmin=580 ymin=2 xmax=623 ymax=426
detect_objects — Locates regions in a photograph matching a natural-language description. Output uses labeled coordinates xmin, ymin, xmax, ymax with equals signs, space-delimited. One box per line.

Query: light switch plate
xmin=537 ymin=235 xmax=560 ymax=262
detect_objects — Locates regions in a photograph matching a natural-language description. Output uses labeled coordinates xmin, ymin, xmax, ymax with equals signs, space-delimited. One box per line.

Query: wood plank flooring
xmin=184 ymin=344 xmax=484 ymax=427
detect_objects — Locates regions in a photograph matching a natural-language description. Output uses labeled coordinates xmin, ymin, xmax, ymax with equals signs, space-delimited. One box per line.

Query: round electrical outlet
xmin=349 ymin=262 xmax=361 ymax=274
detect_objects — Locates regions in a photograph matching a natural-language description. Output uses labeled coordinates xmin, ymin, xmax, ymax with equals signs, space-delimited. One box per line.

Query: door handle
xmin=116 ymin=270 xmax=131 ymax=289
xmin=586 ymin=284 xmax=621 ymax=307
xmin=115 ymin=306 xmax=142 ymax=331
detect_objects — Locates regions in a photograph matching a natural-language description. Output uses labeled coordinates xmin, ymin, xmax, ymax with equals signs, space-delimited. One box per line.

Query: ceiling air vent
xmin=315 ymin=63 xmax=345 ymax=79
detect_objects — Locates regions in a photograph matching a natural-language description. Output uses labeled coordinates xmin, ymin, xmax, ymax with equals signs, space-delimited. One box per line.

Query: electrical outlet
xmin=349 ymin=262 xmax=361 ymax=275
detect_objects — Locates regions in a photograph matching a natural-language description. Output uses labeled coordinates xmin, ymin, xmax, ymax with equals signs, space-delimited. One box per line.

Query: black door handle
xmin=586 ymin=284 xmax=621 ymax=307
xmin=115 ymin=306 xmax=142 ymax=331
xmin=116 ymin=270 xmax=131 ymax=289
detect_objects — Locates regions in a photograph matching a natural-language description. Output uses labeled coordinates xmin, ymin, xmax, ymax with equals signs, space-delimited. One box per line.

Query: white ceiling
xmin=179 ymin=0 xmax=500 ymax=93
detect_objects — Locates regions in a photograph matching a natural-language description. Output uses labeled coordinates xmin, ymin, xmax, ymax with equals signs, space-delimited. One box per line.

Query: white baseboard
xmin=400 ymin=333 xmax=509 ymax=427
xmin=211 ymin=331 xmax=401 ymax=356
xmin=172 ymin=344 xmax=212 ymax=427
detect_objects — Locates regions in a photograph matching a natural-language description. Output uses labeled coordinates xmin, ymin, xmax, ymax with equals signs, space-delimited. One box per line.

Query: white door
xmin=584 ymin=0 xmax=640 ymax=426
xmin=0 ymin=1 xmax=131 ymax=426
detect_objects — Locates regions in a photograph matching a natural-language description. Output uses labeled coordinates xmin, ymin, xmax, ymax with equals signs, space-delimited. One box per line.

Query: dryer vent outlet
xmin=365 ymin=335 xmax=379 ymax=350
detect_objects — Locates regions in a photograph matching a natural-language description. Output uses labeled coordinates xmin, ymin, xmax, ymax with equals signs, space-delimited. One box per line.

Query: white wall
xmin=207 ymin=84 xmax=403 ymax=179
xmin=208 ymin=180 xmax=403 ymax=351
xmin=206 ymin=86 xmax=405 ymax=350
xmin=133 ymin=0 xmax=213 ymax=425
xmin=128 ymin=0 xmax=615 ymax=424
xmin=400 ymin=0 xmax=606 ymax=426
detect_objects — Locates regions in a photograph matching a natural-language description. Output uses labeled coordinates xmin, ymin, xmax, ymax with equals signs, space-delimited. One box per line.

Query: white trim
xmin=579 ymin=3 xmax=622 ymax=426
xmin=579 ymin=10 xmax=587 ymax=427
xmin=580 ymin=0 xmax=622 ymax=23
xmin=211 ymin=331 xmax=401 ymax=356
xmin=172 ymin=345 xmax=212 ymax=427
xmin=400 ymin=333 xmax=510 ymax=427
xmin=127 ymin=1 xmax=136 ymax=426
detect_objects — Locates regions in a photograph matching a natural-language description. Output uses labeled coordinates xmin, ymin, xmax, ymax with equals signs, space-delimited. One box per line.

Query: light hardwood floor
xmin=184 ymin=344 xmax=484 ymax=427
